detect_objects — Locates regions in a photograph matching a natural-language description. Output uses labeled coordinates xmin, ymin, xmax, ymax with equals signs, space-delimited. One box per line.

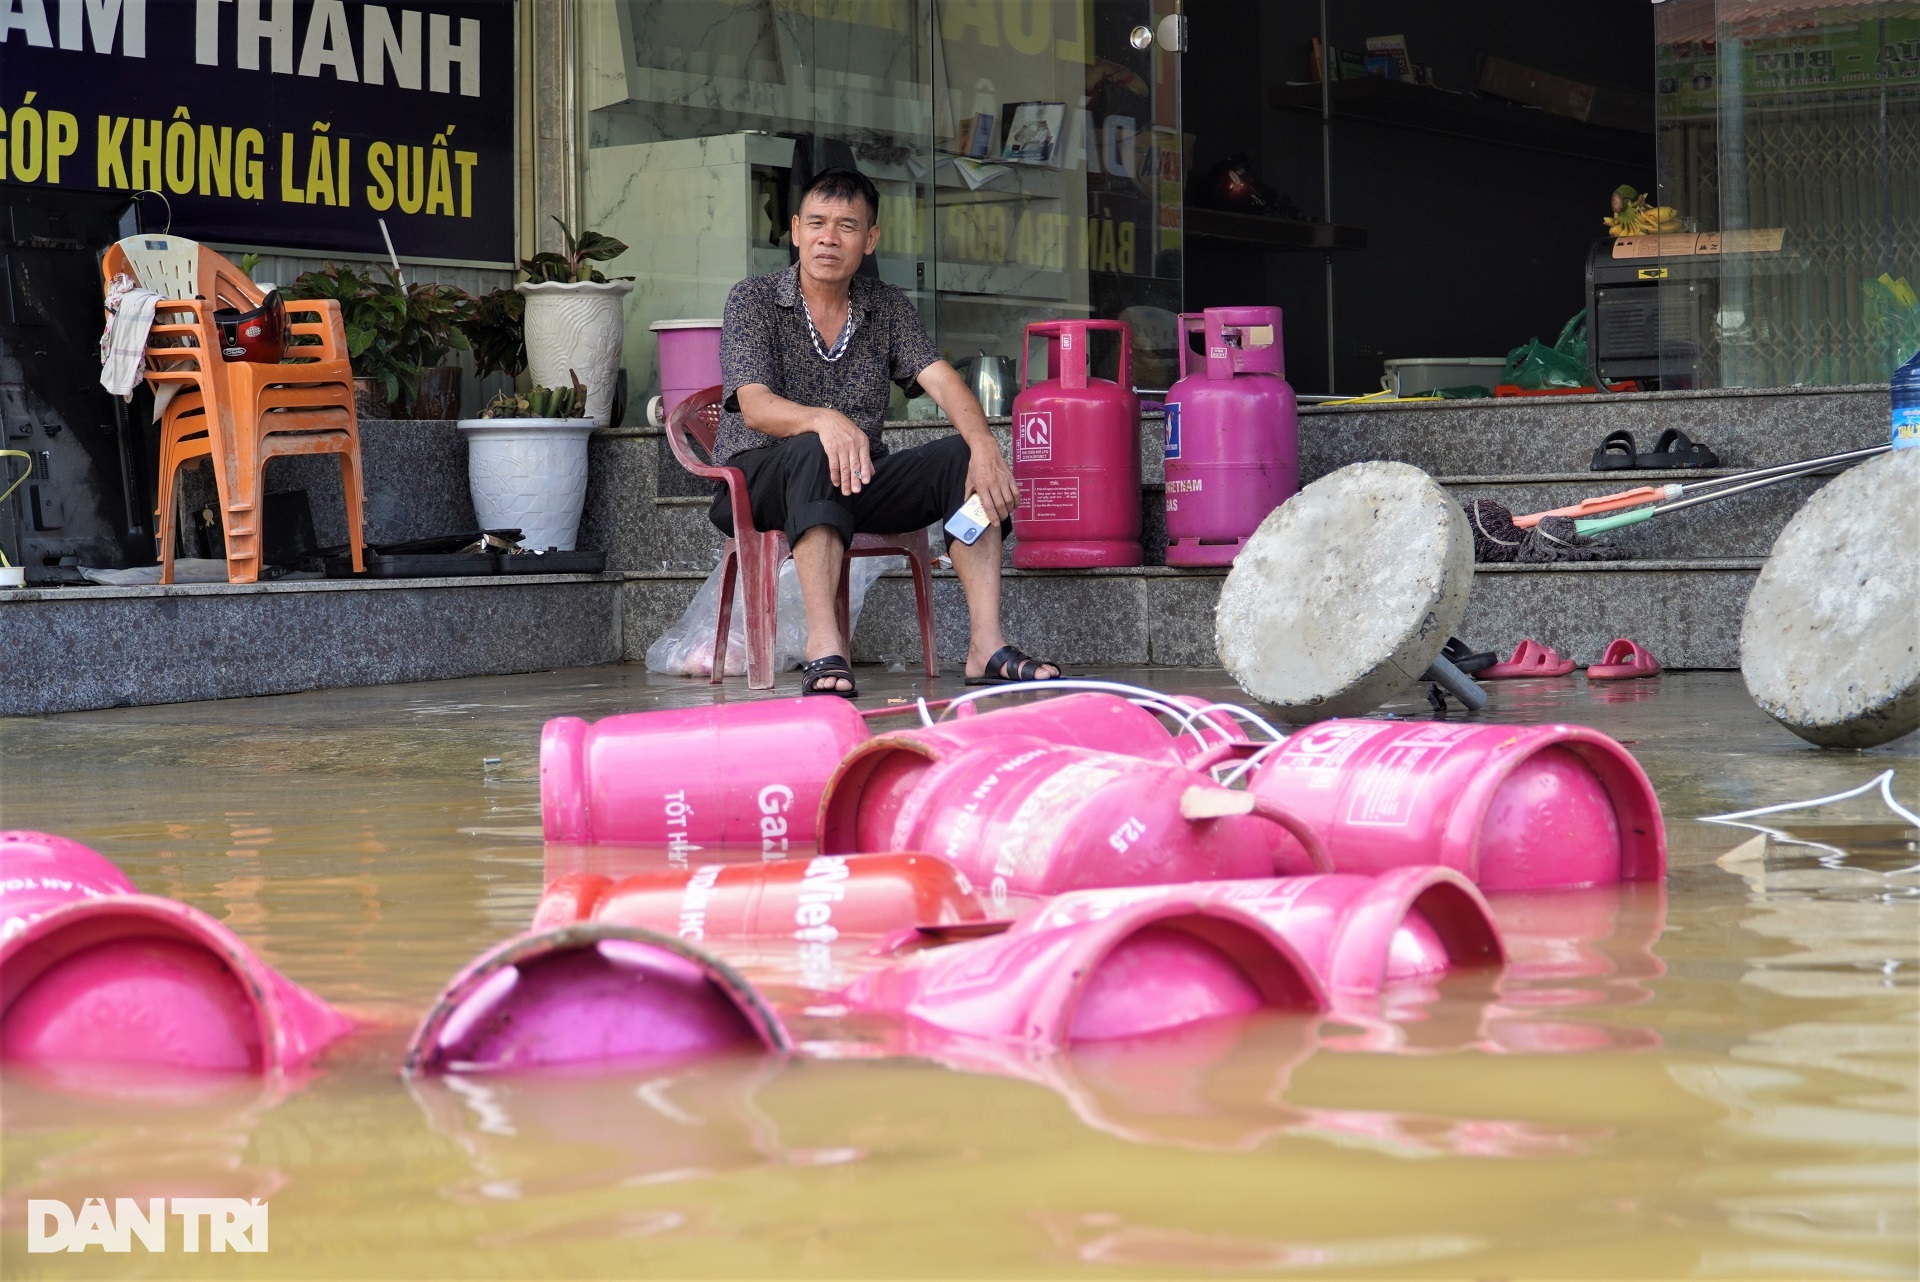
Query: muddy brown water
xmin=1 ymin=668 xmax=1914 ymax=1278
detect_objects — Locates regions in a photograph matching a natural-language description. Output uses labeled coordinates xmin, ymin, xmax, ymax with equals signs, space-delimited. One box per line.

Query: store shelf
xmin=1269 ymin=79 xmax=1652 ymax=167
xmin=1183 ymin=208 xmax=1367 ymax=253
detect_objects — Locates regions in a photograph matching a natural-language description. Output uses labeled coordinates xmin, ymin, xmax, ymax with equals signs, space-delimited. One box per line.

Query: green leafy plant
xmin=459 ymin=287 xmax=527 ymax=380
xmin=479 ymin=373 xmax=587 ymax=419
xmin=283 ymin=263 xmax=472 ymax=409
xmin=520 ymin=216 xmax=633 ymax=284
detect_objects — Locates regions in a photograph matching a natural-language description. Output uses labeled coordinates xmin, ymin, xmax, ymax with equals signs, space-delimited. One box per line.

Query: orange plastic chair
xmin=101 ymin=234 xmax=366 ymax=583
xmin=664 ymin=385 xmax=939 ymax=690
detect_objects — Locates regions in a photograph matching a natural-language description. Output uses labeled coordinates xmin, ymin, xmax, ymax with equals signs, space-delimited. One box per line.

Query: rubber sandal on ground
xmin=1591 ymin=429 xmax=1638 ymax=470
xmin=1441 ymin=636 xmax=1497 ymax=675
xmin=801 ymin=654 xmax=858 ymax=698
xmin=966 ymin=644 xmax=1063 ymax=686
xmin=1638 ymin=428 xmax=1720 ymax=469
xmin=1587 ymin=638 xmax=1662 ymax=680
xmin=1480 ymin=638 xmax=1577 ymax=679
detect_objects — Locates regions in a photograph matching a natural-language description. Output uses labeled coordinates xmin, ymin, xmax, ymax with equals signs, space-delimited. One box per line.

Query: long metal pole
xmin=1319 ymin=0 xmax=1334 ymax=394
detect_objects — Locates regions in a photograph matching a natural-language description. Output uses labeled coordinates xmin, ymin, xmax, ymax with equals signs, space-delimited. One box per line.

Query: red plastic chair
xmin=664 ymin=385 xmax=939 ymax=690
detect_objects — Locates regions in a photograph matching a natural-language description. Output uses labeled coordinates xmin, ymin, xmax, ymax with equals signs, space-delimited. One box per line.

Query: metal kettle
xmin=964 ymin=351 xmax=1015 ymax=417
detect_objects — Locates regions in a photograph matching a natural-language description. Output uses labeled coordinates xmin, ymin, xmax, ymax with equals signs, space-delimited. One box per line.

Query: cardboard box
xmin=1477 ymin=55 xmax=1654 ymax=132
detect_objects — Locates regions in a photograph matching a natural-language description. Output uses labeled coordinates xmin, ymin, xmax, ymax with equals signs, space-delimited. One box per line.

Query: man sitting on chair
xmin=712 ymin=166 xmax=1062 ymax=697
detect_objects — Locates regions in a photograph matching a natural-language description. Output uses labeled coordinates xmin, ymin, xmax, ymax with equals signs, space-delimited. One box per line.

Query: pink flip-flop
xmin=1479 ymin=639 xmax=1577 ymax=679
xmin=1587 ymin=638 xmax=1662 ymax=680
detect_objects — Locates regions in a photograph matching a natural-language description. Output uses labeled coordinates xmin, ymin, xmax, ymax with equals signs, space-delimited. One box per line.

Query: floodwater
xmin=1 ymin=667 xmax=1914 ymax=1279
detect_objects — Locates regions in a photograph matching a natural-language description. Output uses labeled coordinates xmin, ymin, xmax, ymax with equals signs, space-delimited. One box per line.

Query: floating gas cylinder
xmin=818 ymin=736 xmax=1331 ymax=907
xmin=1017 ymin=866 xmax=1504 ymax=997
xmin=405 ymin=924 xmax=788 ymax=1074
xmin=840 ymin=899 xmax=1326 ymax=1048
xmin=1164 ymin=307 xmax=1299 ymax=566
xmin=0 ymin=831 xmax=352 ymax=1075
xmin=1011 ymin=319 xmax=1142 ymax=568
xmin=540 ymin=697 xmax=875 ymax=853
xmin=1244 ymin=721 xmax=1666 ymax=890
xmin=531 ymin=853 xmax=989 ymax=943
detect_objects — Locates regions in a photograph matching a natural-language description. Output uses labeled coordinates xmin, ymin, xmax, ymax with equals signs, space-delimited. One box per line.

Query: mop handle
xmin=1516 ymin=444 xmax=1890 ymax=530
xmin=0 ymin=450 xmax=31 ymax=568
xmin=1574 ymin=457 xmax=1856 ymax=535
xmin=1512 ymin=484 xmax=1678 ymax=528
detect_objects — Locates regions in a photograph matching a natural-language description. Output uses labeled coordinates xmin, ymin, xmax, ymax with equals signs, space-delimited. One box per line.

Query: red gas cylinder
xmin=1164 ymin=307 xmax=1299 ymax=566
xmin=1245 ymin=721 xmax=1666 ymax=890
xmin=531 ymin=853 xmax=989 ymax=943
xmin=1010 ymin=319 xmax=1142 ymax=568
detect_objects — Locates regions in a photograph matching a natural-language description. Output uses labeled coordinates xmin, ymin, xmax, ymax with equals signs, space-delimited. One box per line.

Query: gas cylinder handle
xmin=1177 ymin=784 xmax=1333 ymax=873
xmin=1202 ymin=310 xmax=1235 ymax=381
xmin=1175 ymin=313 xmax=1204 ymax=383
xmin=1182 ymin=739 xmax=1263 ymax=772
xmin=1020 ymin=319 xmax=1133 ymax=392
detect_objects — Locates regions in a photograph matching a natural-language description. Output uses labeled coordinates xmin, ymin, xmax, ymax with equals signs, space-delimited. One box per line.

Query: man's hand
xmin=812 ymin=408 xmax=872 ymax=496
xmin=967 ymin=439 xmax=1019 ymax=522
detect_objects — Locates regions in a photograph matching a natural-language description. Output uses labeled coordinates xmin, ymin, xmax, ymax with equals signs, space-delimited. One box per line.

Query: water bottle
xmin=1894 ymin=348 xmax=1920 ymax=450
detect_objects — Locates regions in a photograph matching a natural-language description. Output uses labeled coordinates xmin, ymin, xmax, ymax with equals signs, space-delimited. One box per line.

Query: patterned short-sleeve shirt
xmin=714 ymin=264 xmax=943 ymax=465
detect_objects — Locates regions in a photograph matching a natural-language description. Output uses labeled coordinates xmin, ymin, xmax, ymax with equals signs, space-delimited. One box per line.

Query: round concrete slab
xmin=1740 ymin=448 xmax=1920 ymax=749
xmin=1215 ymin=461 xmax=1473 ymax=723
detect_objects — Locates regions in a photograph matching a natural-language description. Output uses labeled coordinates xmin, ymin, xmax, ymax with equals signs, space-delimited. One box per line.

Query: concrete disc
xmin=1215 ymin=460 xmax=1473 ymax=723
xmin=1740 ymin=448 xmax=1920 ymax=749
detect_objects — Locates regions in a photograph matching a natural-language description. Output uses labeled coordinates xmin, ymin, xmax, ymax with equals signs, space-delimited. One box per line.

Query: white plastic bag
xmin=646 ymin=556 xmax=888 ymax=677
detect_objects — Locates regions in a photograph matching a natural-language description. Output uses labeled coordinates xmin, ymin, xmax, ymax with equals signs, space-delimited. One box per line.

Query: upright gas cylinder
xmin=1164 ymin=307 xmax=1298 ymax=566
xmin=1011 ymin=319 xmax=1143 ymax=568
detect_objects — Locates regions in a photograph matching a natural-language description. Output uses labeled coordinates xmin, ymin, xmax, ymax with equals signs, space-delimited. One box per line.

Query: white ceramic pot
xmin=517 ymin=280 xmax=633 ymax=427
xmin=456 ymin=418 xmax=595 ymax=551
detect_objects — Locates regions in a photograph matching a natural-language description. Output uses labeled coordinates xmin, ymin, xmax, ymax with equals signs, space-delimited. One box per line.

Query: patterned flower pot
xmin=517 ymin=280 xmax=632 ymax=427
xmin=456 ymin=418 xmax=594 ymax=551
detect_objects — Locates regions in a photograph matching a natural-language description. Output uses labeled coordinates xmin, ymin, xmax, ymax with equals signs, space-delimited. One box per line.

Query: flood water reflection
xmin=1 ymin=668 xmax=1913 ymax=1278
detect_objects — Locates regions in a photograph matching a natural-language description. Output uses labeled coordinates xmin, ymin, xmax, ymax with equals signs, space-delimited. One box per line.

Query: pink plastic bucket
xmin=405 ymin=923 xmax=789 ymax=1074
xmin=541 ymin=698 xmax=874 ymax=852
xmin=650 ymin=319 xmax=723 ymax=426
xmin=1020 ymin=867 xmax=1504 ymax=997
xmin=819 ymin=737 xmax=1330 ymax=905
xmin=842 ymin=900 xmax=1326 ymax=1048
xmin=0 ymin=831 xmax=352 ymax=1075
xmin=1246 ymin=721 xmax=1665 ymax=890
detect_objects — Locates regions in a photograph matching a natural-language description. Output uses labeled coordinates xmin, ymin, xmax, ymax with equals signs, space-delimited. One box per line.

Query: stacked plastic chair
xmin=102 ymin=234 xmax=366 ymax=583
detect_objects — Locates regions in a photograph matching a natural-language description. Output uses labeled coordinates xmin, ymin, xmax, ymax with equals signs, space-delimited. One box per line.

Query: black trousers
xmin=709 ymin=432 xmax=1007 ymax=547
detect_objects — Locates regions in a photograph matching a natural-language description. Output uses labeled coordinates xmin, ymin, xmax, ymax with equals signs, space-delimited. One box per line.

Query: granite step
xmin=621 ymin=558 xmax=1765 ymax=674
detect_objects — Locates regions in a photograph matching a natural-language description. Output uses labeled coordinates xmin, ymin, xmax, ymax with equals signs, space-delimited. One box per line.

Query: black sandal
xmin=1590 ymin=429 xmax=1638 ymax=470
xmin=965 ymin=644 xmax=1062 ymax=685
xmin=1639 ymin=427 xmax=1720 ymax=469
xmin=801 ymin=654 xmax=858 ymax=698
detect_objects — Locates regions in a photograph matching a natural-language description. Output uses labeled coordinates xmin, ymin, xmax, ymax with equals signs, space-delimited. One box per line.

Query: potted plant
xmin=458 ymin=286 xmax=528 ymax=384
xmin=516 ymin=217 xmax=632 ymax=427
xmin=284 ymin=264 xmax=471 ymax=418
xmin=456 ymin=378 xmax=595 ymax=551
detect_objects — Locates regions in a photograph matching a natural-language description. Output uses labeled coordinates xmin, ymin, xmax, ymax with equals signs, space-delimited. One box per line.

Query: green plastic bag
xmin=1501 ymin=339 xmax=1591 ymax=390
xmin=1500 ymin=311 xmax=1592 ymax=390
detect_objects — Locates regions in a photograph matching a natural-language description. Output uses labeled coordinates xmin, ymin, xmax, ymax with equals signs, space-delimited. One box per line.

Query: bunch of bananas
xmin=1604 ymin=185 xmax=1683 ymax=237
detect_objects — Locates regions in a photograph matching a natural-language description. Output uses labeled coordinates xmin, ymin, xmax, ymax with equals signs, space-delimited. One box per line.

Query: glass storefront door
xmin=579 ymin=0 xmax=1182 ymax=413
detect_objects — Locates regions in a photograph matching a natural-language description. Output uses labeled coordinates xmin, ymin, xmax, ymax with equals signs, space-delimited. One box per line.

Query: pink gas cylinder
xmin=541 ymin=698 xmax=877 ymax=853
xmin=1011 ymin=319 xmax=1143 ymax=568
xmin=1245 ymin=721 xmax=1666 ymax=891
xmin=840 ymin=899 xmax=1325 ymax=1048
xmin=406 ymin=923 xmax=789 ymax=1074
xmin=531 ymin=853 xmax=989 ymax=942
xmin=647 ymin=318 xmax=723 ymax=428
xmin=818 ymin=693 xmax=1256 ymax=856
xmin=1164 ymin=307 xmax=1299 ymax=566
xmin=1017 ymin=867 xmax=1504 ymax=998
xmin=0 ymin=831 xmax=353 ymax=1075
xmin=818 ymin=736 xmax=1331 ymax=907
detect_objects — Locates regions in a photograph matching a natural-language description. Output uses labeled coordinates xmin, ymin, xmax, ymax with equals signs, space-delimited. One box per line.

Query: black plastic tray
xmin=497 ymin=549 xmax=607 ymax=574
xmin=325 ymin=552 xmax=497 ymax=579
